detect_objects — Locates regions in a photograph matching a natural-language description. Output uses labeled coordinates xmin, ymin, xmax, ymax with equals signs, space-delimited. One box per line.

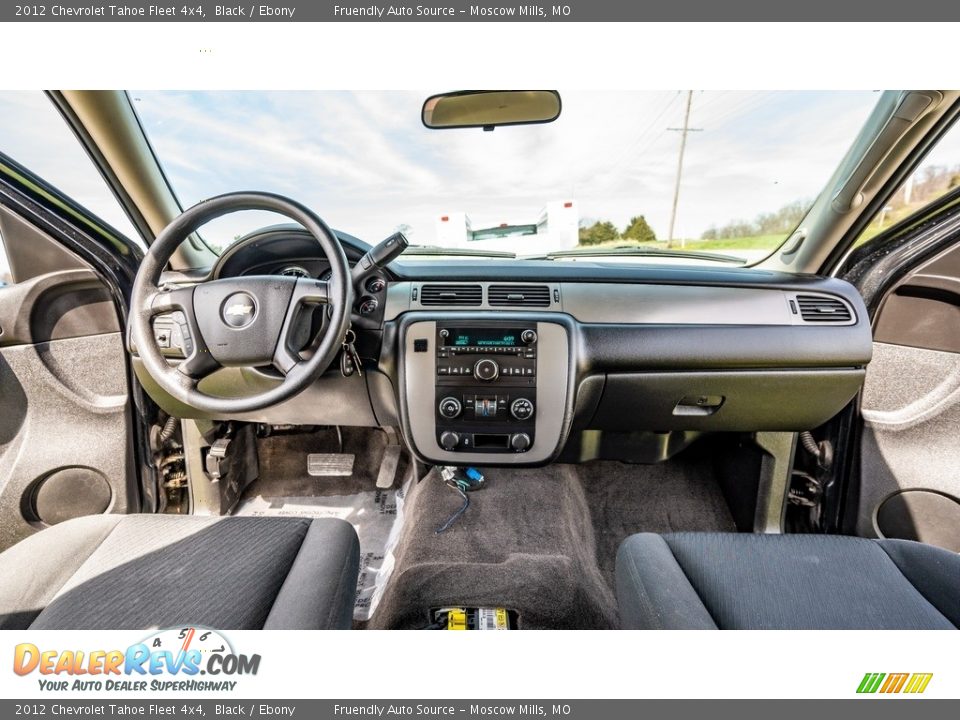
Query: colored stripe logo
xmin=857 ymin=673 xmax=933 ymax=694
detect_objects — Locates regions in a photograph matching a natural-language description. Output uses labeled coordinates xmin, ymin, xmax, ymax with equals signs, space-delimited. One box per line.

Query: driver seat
xmin=0 ymin=514 xmax=360 ymax=630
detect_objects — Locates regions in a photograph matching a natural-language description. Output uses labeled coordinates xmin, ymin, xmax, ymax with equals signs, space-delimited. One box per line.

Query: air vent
xmin=488 ymin=284 xmax=551 ymax=307
xmin=419 ymin=284 xmax=482 ymax=306
xmin=796 ymin=294 xmax=852 ymax=323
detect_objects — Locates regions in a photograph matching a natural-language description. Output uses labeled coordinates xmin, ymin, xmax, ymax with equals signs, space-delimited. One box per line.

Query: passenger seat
xmin=615 ymin=532 xmax=959 ymax=629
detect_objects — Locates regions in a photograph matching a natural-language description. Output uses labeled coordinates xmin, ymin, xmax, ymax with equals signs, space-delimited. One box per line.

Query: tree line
xmin=701 ymin=199 xmax=810 ymax=240
xmin=570 ymin=163 xmax=960 ymax=249
xmin=579 ymin=215 xmax=657 ymax=246
xmin=701 ymin=163 xmax=960 ymax=240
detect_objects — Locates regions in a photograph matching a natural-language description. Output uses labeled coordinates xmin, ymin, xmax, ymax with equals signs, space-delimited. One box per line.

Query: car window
xmin=0 ymin=92 xmax=142 ymax=246
xmin=856 ymin=117 xmax=960 ymax=245
xmin=131 ymin=90 xmax=879 ymax=265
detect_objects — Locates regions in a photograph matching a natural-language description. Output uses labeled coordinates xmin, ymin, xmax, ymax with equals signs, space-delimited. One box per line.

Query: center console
xmin=400 ymin=318 xmax=571 ymax=465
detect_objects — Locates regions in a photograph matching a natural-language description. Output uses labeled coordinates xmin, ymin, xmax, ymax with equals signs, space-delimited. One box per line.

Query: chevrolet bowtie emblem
xmin=221 ymin=293 xmax=257 ymax=328
xmin=225 ymin=304 xmax=253 ymax=317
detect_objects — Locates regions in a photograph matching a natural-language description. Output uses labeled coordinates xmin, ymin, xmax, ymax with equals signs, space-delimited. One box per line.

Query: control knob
xmin=440 ymin=431 xmax=460 ymax=451
xmin=510 ymin=398 xmax=535 ymax=421
xmin=474 ymin=358 xmax=500 ymax=381
xmin=510 ymin=433 xmax=531 ymax=452
xmin=357 ymin=296 xmax=379 ymax=315
xmin=365 ymin=276 xmax=386 ymax=294
xmin=438 ymin=396 xmax=462 ymax=419
xmin=521 ymin=329 xmax=538 ymax=344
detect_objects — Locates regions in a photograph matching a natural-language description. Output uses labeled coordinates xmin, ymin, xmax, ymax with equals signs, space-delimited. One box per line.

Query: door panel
xmin=856 ymin=245 xmax=960 ymax=551
xmin=0 ymin=210 xmax=136 ymax=551
xmin=0 ymin=268 xmax=119 ymax=346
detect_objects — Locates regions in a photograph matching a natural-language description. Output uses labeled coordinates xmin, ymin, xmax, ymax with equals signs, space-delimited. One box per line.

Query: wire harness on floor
xmin=435 ymin=466 xmax=485 ymax=534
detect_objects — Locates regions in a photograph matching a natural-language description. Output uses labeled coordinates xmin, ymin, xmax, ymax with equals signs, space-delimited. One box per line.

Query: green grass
xmin=578 ymin=234 xmax=786 ymax=254
xmin=855 ymin=201 xmax=928 ymax=246
xmin=679 ymin=234 xmax=785 ymax=252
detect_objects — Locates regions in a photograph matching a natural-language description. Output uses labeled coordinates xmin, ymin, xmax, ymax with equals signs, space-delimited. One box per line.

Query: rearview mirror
xmin=422 ymin=90 xmax=561 ymax=130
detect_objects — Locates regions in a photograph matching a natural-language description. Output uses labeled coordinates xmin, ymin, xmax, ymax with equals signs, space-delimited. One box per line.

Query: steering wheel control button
xmin=510 ymin=398 xmax=535 ymax=420
xmin=220 ymin=292 xmax=257 ymax=328
xmin=154 ymin=327 xmax=171 ymax=349
xmin=510 ymin=433 xmax=532 ymax=452
xmin=440 ymin=431 xmax=461 ymax=451
xmin=521 ymin=329 xmax=538 ymax=344
xmin=439 ymin=396 xmax=462 ymax=419
xmin=474 ymin=358 xmax=500 ymax=381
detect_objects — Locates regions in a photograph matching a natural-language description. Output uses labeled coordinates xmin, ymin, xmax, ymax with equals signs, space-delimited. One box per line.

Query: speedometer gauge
xmin=278 ymin=265 xmax=311 ymax=278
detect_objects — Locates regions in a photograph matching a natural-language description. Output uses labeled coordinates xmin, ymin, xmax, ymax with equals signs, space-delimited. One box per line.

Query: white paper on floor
xmin=234 ymin=480 xmax=409 ymax=622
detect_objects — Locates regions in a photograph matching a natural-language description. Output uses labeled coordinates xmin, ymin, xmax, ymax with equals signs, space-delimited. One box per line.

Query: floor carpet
xmin=238 ymin=428 xmax=736 ymax=629
xmin=368 ymin=453 xmax=735 ymax=629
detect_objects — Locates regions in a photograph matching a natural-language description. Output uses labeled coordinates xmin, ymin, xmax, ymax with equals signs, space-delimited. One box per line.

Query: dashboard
xmin=136 ymin=224 xmax=874 ymax=467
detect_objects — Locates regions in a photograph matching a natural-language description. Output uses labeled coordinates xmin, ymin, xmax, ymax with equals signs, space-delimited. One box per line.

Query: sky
xmin=127 ymin=90 xmax=882 ymax=249
xmin=2 ymin=89 xmax=959 ymax=266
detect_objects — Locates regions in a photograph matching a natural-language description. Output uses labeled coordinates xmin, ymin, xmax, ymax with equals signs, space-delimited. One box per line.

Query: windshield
xmin=132 ymin=90 xmax=880 ymax=263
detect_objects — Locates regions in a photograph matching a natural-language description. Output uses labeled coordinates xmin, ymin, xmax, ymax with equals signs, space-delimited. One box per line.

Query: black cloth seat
xmin=0 ymin=514 xmax=360 ymax=630
xmin=615 ymin=532 xmax=959 ymax=629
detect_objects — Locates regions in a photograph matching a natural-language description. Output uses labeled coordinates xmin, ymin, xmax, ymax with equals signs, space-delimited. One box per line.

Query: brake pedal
xmin=307 ymin=453 xmax=355 ymax=477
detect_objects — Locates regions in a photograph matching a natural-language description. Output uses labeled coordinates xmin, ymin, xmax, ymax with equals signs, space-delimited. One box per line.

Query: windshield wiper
xmin=523 ymin=245 xmax=745 ymax=264
xmin=403 ymin=245 xmax=516 ymax=258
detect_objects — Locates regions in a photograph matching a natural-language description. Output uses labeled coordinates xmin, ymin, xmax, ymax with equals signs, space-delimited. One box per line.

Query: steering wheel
xmin=129 ymin=192 xmax=353 ymax=414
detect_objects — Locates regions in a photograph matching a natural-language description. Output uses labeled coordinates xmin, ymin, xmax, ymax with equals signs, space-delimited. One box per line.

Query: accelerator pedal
xmin=376 ymin=445 xmax=402 ymax=489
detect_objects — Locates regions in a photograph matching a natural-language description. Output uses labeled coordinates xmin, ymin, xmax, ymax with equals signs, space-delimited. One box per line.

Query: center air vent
xmin=488 ymin=284 xmax=551 ymax=307
xmin=796 ymin=294 xmax=853 ymax=323
xmin=420 ymin=284 xmax=482 ymax=306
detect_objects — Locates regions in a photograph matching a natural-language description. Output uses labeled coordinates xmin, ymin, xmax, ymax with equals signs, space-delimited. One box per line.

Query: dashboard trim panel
xmin=384 ymin=281 xmax=858 ymax=327
xmin=399 ymin=314 xmax=574 ymax=466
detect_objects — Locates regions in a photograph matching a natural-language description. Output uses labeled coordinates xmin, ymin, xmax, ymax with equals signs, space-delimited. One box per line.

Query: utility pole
xmin=666 ymin=90 xmax=702 ymax=249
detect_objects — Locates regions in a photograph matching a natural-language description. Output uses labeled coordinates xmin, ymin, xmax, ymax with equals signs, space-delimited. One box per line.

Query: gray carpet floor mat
xmin=247 ymin=426 xmax=405 ymax=498
xmin=578 ymin=458 xmax=737 ymax=587
xmin=368 ymin=456 xmax=735 ymax=630
xmin=368 ymin=465 xmax=616 ymax=629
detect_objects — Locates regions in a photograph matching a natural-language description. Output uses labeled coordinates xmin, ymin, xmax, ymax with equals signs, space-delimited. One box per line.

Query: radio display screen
xmin=447 ymin=328 xmax=522 ymax=347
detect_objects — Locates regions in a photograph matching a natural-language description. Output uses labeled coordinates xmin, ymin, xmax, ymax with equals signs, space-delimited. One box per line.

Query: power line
xmin=666 ymin=90 xmax=703 ymax=249
xmin=604 ymin=92 xmax=680 ymax=177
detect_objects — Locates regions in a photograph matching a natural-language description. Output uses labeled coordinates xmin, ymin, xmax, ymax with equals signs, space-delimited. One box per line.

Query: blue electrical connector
xmin=464 ymin=467 xmax=484 ymax=483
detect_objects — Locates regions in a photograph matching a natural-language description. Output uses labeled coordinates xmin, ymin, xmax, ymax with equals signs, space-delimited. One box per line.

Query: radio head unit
xmin=436 ymin=324 xmax=537 ymax=381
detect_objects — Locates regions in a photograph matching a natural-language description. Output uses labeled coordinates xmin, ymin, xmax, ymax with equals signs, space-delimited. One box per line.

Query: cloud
xmin=132 ymin=90 xmax=883 ymax=247
xmin=1 ymin=90 xmax=891 ymax=254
